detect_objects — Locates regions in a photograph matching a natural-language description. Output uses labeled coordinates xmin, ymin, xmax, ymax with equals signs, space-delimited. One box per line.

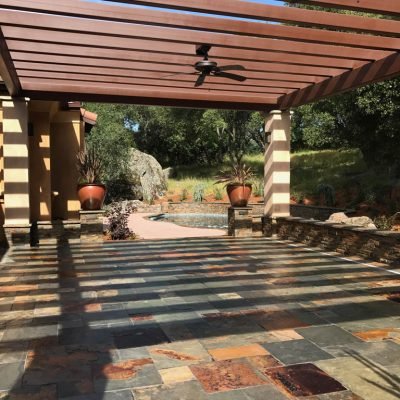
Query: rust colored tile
xmin=130 ymin=313 xmax=154 ymax=322
xmin=247 ymin=355 xmax=283 ymax=374
xmin=94 ymin=358 xmax=153 ymax=380
xmin=152 ymin=349 xmax=199 ymax=361
xmin=353 ymin=328 xmax=400 ymax=342
xmin=209 ymin=344 xmax=269 ymax=361
xmin=257 ymin=310 xmax=310 ymax=331
xmin=190 ymin=360 xmax=266 ymax=393
xmin=1 ymin=284 xmax=38 ymax=292
xmin=266 ymin=364 xmax=346 ymax=397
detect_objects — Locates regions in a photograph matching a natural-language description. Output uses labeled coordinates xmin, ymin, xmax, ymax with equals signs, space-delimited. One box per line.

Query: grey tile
xmin=262 ymin=339 xmax=333 ymax=365
xmin=133 ymin=381 xmax=208 ymax=400
xmin=208 ymin=384 xmax=290 ymax=399
xmin=0 ymin=362 xmax=23 ymax=390
xmin=296 ymin=325 xmax=362 ymax=347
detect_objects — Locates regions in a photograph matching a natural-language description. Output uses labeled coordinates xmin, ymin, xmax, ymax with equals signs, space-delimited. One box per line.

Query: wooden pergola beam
xmin=15 ymin=62 xmax=311 ymax=89
xmin=17 ymin=70 xmax=291 ymax=95
xmin=13 ymin=61 xmax=324 ymax=84
xmin=0 ymin=11 xmax=390 ymax=61
xmin=10 ymin=51 xmax=347 ymax=77
xmin=20 ymin=78 xmax=278 ymax=111
xmin=6 ymin=39 xmax=359 ymax=70
xmin=0 ymin=27 xmax=20 ymax=96
xmin=279 ymin=52 xmax=400 ymax=108
xmin=287 ymin=0 xmax=400 ymax=16
xmin=1 ymin=0 xmax=399 ymax=51
xmin=108 ymin=0 xmax=400 ymax=35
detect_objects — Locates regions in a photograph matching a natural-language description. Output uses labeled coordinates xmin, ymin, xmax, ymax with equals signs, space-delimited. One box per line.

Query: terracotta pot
xmin=77 ymin=184 xmax=106 ymax=210
xmin=227 ymin=184 xmax=252 ymax=207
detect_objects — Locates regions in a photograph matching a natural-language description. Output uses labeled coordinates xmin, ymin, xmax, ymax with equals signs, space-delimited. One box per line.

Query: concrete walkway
xmin=128 ymin=213 xmax=226 ymax=240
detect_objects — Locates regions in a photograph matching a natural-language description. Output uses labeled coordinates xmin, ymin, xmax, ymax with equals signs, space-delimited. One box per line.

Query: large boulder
xmin=128 ymin=149 xmax=167 ymax=203
xmin=328 ymin=212 xmax=376 ymax=229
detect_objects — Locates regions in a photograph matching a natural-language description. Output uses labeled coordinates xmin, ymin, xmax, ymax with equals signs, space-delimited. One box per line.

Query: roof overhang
xmin=0 ymin=0 xmax=399 ymax=111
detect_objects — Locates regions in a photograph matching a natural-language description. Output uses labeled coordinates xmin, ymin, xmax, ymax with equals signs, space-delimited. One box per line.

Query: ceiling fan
xmin=163 ymin=45 xmax=247 ymax=87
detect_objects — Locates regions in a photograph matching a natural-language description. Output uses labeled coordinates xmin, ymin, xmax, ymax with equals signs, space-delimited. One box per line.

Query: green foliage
xmin=84 ymin=103 xmax=134 ymax=200
xmin=316 ymin=183 xmax=336 ymax=207
xmin=253 ymin=180 xmax=264 ymax=197
xmin=374 ymin=215 xmax=394 ymax=231
xmin=180 ymin=188 xmax=189 ymax=202
xmin=76 ymin=144 xmax=103 ymax=184
xmin=129 ymin=106 xmax=264 ymax=166
xmin=213 ymin=187 xmax=224 ymax=201
xmin=215 ymin=163 xmax=254 ymax=186
xmin=193 ymin=184 xmax=206 ymax=202
xmin=106 ymin=202 xmax=137 ymax=240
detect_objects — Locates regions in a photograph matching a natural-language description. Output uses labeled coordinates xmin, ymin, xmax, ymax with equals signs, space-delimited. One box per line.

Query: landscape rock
xmin=328 ymin=213 xmax=377 ymax=229
xmin=327 ymin=212 xmax=348 ymax=224
xmin=128 ymin=149 xmax=167 ymax=203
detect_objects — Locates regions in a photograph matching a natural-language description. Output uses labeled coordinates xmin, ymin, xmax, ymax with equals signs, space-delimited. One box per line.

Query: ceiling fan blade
xmin=217 ymin=65 xmax=246 ymax=72
xmin=214 ymin=71 xmax=247 ymax=82
xmin=161 ymin=72 xmax=197 ymax=78
xmin=195 ymin=72 xmax=207 ymax=87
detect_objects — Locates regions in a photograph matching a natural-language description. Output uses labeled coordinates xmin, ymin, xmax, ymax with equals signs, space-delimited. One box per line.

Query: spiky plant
xmin=76 ymin=146 xmax=103 ymax=184
xmin=215 ymin=163 xmax=254 ymax=187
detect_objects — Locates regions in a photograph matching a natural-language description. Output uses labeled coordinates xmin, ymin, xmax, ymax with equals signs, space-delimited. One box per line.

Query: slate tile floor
xmin=0 ymin=237 xmax=400 ymax=399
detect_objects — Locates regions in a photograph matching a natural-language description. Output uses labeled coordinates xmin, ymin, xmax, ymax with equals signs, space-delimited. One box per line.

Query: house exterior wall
xmin=0 ymin=100 xmax=84 ymax=246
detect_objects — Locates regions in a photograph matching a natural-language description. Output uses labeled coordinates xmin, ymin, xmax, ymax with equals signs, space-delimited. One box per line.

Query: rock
xmin=328 ymin=212 xmax=348 ymax=223
xmin=128 ymin=149 xmax=167 ymax=203
xmin=163 ymin=167 xmax=174 ymax=181
xmin=328 ymin=213 xmax=377 ymax=229
xmin=345 ymin=216 xmax=377 ymax=229
xmin=391 ymin=212 xmax=400 ymax=232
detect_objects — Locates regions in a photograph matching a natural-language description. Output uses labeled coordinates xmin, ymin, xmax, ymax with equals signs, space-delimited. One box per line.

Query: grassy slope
xmin=167 ymin=149 xmax=394 ymax=207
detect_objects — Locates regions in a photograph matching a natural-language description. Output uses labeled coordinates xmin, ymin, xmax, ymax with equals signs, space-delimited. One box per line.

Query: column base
xmin=4 ymin=223 xmax=32 ymax=247
xmin=228 ymin=207 xmax=253 ymax=237
xmin=80 ymin=210 xmax=105 ymax=242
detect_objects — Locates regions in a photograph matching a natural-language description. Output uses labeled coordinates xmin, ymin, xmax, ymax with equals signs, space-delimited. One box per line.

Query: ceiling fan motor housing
xmin=195 ymin=60 xmax=218 ymax=74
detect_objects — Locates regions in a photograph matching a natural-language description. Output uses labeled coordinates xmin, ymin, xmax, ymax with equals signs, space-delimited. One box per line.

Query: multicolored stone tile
xmin=208 ymin=344 xmax=269 ymax=361
xmin=190 ymin=360 xmax=267 ymax=393
xmin=159 ymin=366 xmax=196 ymax=385
xmin=266 ymin=363 xmax=346 ymax=397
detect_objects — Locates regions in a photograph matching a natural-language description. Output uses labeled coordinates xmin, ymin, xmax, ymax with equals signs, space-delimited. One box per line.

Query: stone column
xmin=2 ymin=97 xmax=31 ymax=246
xmin=263 ymin=110 xmax=291 ymax=235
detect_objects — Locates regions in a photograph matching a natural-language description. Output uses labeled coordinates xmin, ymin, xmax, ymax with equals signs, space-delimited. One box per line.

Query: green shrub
xmin=316 ymin=183 xmax=336 ymax=207
xmin=193 ymin=184 xmax=206 ymax=202
xmin=253 ymin=180 xmax=264 ymax=197
xmin=374 ymin=215 xmax=394 ymax=231
xmin=180 ymin=188 xmax=189 ymax=202
xmin=213 ymin=187 xmax=224 ymax=201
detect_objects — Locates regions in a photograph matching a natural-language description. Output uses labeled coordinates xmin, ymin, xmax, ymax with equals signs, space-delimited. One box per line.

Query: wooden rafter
xmin=0 ymin=27 xmax=20 ymax=96
xmin=279 ymin=52 xmax=400 ymax=108
xmin=105 ymin=0 xmax=400 ymax=35
xmin=0 ymin=0 xmax=399 ymax=51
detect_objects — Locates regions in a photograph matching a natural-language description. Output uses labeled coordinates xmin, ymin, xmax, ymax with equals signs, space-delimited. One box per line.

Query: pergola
xmin=0 ymin=0 xmax=399 ymax=243
xmin=0 ymin=0 xmax=399 ymax=111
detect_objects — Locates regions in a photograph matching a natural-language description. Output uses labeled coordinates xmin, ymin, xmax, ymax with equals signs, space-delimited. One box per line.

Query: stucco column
xmin=264 ymin=110 xmax=291 ymax=219
xmin=2 ymin=97 xmax=31 ymax=245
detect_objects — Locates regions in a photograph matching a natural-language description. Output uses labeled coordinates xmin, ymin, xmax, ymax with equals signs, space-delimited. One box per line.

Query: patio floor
xmin=0 ymin=237 xmax=400 ymax=400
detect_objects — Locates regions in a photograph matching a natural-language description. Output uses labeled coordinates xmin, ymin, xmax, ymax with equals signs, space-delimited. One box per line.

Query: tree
xmin=84 ymin=103 xmax=135 ymax=199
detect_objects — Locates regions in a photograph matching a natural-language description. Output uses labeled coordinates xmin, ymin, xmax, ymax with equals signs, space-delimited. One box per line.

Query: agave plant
xmin=76 ymin=146 xmax=103 ymax=184
xmin=215 ymin=163 xmax=254 ymax=186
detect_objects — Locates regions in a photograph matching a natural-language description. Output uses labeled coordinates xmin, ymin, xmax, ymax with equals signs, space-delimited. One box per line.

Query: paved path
xmin=128 ymin=213 xmax=226 ymax=240
xmin=1 ymin=237 xmax=400 ymax=399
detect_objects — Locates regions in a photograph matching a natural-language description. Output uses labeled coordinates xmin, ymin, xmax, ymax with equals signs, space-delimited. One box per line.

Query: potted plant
xmin=215 ymin=163 xmax=254 ymax=207
xmin=76 ymin=146 xmax=106 ymax=210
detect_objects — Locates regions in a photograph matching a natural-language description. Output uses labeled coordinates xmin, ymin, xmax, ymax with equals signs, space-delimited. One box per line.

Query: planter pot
xmin=227 ymin=184 xmax=252 ymax=207
xmin=77 ymin=184 xmax=106 ymax=210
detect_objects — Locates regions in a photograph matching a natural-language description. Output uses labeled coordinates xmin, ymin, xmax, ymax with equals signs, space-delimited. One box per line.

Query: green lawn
xmin=168 ymin=150 xmax=372 ymax=202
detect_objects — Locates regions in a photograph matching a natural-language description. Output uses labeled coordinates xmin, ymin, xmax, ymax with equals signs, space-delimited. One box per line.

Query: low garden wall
xmin=269 ymin=216 xmax=400 ymax=266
